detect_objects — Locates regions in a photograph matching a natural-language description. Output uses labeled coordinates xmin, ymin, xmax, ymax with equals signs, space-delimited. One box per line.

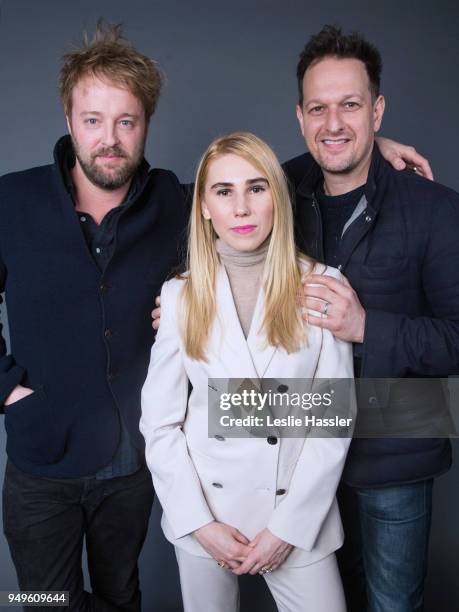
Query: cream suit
xmin=140 ymin=262 xmax=354 ymax=611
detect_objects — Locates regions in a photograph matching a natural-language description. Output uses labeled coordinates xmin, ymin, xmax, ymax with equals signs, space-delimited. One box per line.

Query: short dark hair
xmin=296 ymin=25 xmax=382 ymax=106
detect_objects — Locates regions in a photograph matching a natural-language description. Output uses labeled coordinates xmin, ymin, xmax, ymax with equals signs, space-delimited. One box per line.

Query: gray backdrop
xmin=0 ymin=0 xmax=458 ymax=610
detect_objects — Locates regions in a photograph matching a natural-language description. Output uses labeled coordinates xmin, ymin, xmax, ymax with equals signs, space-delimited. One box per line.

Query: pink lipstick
xmin=232 ymin=225 xmax=257 ymax=234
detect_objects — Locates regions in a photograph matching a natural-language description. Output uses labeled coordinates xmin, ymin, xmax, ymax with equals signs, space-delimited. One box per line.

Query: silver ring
xmin=259 ymin=566 xmax=272 ymax=574
xmin=412 ymin=165 xmax=418 ymax=173
xmin=217 ymin=561 xmax=226 ymax=568
xmin=323 ymin=301 xmax=330 ymax=315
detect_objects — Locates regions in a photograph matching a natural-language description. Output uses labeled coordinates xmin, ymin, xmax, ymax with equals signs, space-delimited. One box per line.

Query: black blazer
xmin=0 ymin=136 xmax=189 ymax=477
xmin=284 ymin=146 xmax=459 ymax=487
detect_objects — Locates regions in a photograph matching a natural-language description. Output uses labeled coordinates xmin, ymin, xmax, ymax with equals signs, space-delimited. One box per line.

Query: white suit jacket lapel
xmin=215 ymin=266 xmax=277 ymax=380
xmin=246 ymin=284 xmax=277 ymax=378
xmin=214 ymin=266 xmax=257 ymax=379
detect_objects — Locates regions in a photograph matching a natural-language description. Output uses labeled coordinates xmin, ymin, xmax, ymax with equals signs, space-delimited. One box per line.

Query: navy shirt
xmin=64 ymin=147 xmax=144 ymax=479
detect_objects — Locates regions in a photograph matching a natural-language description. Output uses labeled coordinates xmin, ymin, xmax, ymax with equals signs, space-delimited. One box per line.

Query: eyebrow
xmin=79 ymin=111 xmax=140 ymax=119
xmin=210 ymin=177 xmax=269 ymax=189
xmin=305 ymin=94 xmax=364 ymax=105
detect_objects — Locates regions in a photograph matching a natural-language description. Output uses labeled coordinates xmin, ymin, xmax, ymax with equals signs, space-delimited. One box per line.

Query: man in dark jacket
xmin=284 ymin=25 xmax=459 ymax=612
xmin=0 ymin=22 xmax=188 ymax=611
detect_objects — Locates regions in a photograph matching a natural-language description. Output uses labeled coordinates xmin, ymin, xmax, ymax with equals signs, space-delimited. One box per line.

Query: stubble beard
xmin=315 ymin=137 xmax=375 ymax=177
xmin=317 ymin=151 xmax=359 ymax=175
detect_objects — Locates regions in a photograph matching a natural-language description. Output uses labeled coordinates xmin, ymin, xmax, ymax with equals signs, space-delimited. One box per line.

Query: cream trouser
xmin=175 ymin=547 xmax=346 ymax=612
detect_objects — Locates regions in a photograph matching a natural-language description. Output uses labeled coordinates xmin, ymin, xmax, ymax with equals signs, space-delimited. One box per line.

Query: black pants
xmin=2 ymin=461 xmax=154 ymax=612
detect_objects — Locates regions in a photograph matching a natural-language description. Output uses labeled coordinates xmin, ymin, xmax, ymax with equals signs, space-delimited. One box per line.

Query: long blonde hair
xmin=182 ymin=132 xmax=313 ymax=361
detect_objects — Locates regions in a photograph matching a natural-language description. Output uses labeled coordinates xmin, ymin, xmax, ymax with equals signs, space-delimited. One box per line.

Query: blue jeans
xmin=337 ymin=479 xmax=433 ymax=612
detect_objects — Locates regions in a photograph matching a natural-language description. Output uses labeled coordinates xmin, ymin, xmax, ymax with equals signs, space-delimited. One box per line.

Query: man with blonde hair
xmin=0 ymin=21 xmax=188 ymax=610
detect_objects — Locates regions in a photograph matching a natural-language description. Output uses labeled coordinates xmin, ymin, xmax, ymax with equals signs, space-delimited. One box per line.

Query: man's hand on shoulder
xmin=302 ymin=274 xmax=366 ymax=343
xmin=151 ymin=295 xmax=161 ymax=330
xmin=376 ymin=137 xmax=434 ymax=180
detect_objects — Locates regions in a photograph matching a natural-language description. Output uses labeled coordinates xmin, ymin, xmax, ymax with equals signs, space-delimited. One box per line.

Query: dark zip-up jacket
xmin=284 ymin=145 xmax=459 ymax=487
xmin=0 ymin=136 xmax=188 ymax=478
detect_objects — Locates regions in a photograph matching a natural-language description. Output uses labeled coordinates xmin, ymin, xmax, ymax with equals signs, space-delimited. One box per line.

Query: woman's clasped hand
xmin=194 ymin=522 xmax=293 ymax=575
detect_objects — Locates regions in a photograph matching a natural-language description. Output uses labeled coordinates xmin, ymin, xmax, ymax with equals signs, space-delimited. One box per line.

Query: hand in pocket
xmin=4 ymin=384 xmax=34 ymax=407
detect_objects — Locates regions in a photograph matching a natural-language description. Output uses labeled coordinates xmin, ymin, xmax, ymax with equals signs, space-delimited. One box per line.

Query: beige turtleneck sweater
xmin=216 ymin=239 xmax=268 ymax=338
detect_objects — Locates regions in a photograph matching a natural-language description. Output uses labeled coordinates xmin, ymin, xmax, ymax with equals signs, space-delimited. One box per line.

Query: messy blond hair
xmin=182 ymin=132 xmax=314 ymax=361
xmin=59 ymin=19 xmax=162 ymax=121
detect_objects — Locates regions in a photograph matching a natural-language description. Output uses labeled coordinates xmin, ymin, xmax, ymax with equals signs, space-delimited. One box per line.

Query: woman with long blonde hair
xmin=141 ymin=132 xmax=353 ymax=611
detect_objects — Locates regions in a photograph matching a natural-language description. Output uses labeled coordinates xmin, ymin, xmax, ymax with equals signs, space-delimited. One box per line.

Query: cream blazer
xmin=140 ymin=262 xmax=354 ymax=567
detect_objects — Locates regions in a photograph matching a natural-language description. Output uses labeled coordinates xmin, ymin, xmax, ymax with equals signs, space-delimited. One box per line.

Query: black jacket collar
xmin=296 ymin=143 xmax=389 ymax=215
